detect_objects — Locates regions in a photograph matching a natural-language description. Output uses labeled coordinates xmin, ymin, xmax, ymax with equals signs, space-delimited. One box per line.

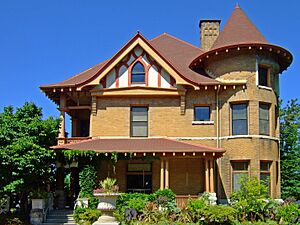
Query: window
xmin=258 ymin=66 xmax=269 ymax=87
xmin=127 ymin=163 xmax=152 ymax=193
xmin=194 ymin=106 xmax=210 ymax=121
xmin=131 ymin=62 xmax=145 ymax=83
xmin=130 ymin=107 xmax=148 ymax=137
xmin=260 ymin=161 xmax=271 ymax=194
xmin=259 ymin=103 xmax=270 ymax=135
xmin=231 ymin=103 xmax=248 ymax=135
xmin=232 ymin=161 xmax=249 ymax=192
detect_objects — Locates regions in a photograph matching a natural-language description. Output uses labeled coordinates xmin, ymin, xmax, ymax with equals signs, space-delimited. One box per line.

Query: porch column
xmin=160 ymin=159 xmax=165 ymax=190
xmin=165 ymin=159 xmax=169 ymax=189
xmin=55 ymin=162 xmax=65 ymax=209
xmin=58 ymin=94 xmax=67 ymax=145
xmin=209 ymin=159 xmax=215 ymax=193
xmin=70 ymin=161 xmax=79 ymax=208
xmin=205 ymin=158 xmax=209 ymax=192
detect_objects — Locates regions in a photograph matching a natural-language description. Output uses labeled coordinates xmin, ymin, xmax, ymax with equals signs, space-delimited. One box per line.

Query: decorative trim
xmin=174 ymin=135 xmax=279 ymax=141
xmin=91 ymin=96 xmax=97 ymax=116
xmin=192 ymin=121 xmax=214 ymax=125
xmin=258 ymin=85 xmax=273 ymax=91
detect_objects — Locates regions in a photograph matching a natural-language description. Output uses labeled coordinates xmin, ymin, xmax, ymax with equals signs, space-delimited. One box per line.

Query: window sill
xmin=258 ymin=85 xmax=272 ymax=91
xmin=192 ymin=121 xmax=214 ymax=125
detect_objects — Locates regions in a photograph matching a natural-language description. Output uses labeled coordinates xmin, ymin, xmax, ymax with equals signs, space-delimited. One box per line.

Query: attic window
xmin=131 ymin=62 xmax=145 ymax=83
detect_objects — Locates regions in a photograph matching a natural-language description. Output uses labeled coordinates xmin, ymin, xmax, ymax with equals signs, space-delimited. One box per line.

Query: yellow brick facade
xmin=85 ymin=50 xmax=281 ymax=200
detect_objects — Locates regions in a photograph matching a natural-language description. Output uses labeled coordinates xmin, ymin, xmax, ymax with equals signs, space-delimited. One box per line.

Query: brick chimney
xmin=199 ymin=20 xmax=221 ymax=51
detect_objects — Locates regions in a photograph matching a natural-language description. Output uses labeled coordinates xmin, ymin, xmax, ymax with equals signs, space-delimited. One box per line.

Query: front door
xmin=126 ymin=163 xmax=152 ymax=194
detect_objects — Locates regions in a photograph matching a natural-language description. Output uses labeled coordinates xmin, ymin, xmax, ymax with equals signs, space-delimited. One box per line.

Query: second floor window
xmin=258 ymin=65 xmax=269 ymax=87
xmin=231 ymin=103 xmax=248 ymax=135
xmin=194 ymin=106 xmax=210 ymax=121
xmin=131 ymin=106 xmax=148 ymax=137
xmin=259 ymin=103 xmax=270 ymax=135
xmin=131 ymin=62 xmax=145 ymax=84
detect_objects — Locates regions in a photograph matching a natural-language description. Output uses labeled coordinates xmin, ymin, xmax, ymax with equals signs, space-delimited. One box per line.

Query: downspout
xmin=216 ymin=85 xmax=221 ymax=148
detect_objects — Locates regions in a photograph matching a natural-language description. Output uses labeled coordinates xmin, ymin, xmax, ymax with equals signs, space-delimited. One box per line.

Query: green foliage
xmin=274 ymin=202 xmax=300 ymax=224
xmin=117 ymin=193 xmax=151 ymax=214
xmin=28 ymin=189 xmax=48 ymax=199
xmin=231 ymin=176 xmax=270 ymax=221
xmin=0 ymin=102 xmax=59 ymax=211
xmin=99 ymin=177 xmax=117 ymax=193
xmin=79 ymin=165 xmax=97 ymax=197
xmin=88 ymin=196 xmax=99 ymax=210
xmin=73 ymin=207 xmax=101 ymax=225
xmin=280 ymin=99 xmax=300 ymax=200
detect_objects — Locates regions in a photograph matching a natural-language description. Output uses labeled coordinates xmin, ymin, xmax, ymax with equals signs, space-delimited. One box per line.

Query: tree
xmin=280 ymin=98 xmax=300 ymax=199
xmin=0 ymin=102 xmax=59 ymax=212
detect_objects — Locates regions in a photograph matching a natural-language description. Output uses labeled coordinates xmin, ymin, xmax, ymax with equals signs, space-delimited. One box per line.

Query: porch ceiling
xmin=52 ymin=138 xmax=225 ymax=157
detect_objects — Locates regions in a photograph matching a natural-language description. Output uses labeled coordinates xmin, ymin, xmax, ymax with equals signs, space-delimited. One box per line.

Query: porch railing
xmin=175 ymin=195 xmax=198 ymax=209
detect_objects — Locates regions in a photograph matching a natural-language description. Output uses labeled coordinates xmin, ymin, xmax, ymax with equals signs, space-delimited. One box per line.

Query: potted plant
xmin=29 ymin=189 xmax=48 ymax=210
xmin=92 ymin=177 xmax=120 ymax=225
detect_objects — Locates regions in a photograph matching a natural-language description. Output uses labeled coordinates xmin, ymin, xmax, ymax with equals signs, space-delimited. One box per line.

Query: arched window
xmin=131 ymin=62 xmax=145 ymax=83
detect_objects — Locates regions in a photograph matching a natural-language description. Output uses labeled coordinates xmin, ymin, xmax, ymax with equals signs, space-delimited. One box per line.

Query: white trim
xmin=173 ymin=135 xmax=279 ymax=141
xmin=258 ymin=85 xmax=273 ymax=91
xmin=192 ymin=121 xmax=214 ymax=125
xmin=256 ymin=57 xmax=259 ymax=86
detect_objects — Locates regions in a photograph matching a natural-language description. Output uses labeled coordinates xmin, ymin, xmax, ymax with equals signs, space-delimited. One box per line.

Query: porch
xmin=52 ymin=137 xmax=225 ymax=208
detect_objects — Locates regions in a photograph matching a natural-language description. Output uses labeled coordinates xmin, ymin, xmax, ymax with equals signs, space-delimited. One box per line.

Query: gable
xmin=99 ymin=46 xmax=176 ymax=89
xmin=77 ymin=34 xmax=198 ymax=90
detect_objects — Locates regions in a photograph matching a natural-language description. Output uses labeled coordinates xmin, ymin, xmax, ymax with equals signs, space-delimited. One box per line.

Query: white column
xmin=165 ymin=159 xmax=169 ymax=189
xmin=205 ymin=158 xmax=209 ymax=192
xmin=160 ymin=159 xmax=165 ymax=190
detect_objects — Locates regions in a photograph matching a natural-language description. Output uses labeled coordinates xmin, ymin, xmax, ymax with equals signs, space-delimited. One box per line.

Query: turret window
xmin=259 ymin=103 xmax=270 ymax=135
xmin=231 ymin=103 xmax=248 ymax=135
xmin=258 ymin=65 xmax=270 ymax=87
xmin=131 ymin=62 xmax=145 ymax=83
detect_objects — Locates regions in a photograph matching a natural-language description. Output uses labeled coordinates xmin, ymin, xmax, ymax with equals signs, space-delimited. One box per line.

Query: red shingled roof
xmin=150 ymin=33 xmax=218 ymax=85
xmin=212 ymin=4 xmax=268 ymax=49
xmin=41 ymin=33 xmax=218 ymax=90
xmin=52 ymin=138 xmax=224 ymax=154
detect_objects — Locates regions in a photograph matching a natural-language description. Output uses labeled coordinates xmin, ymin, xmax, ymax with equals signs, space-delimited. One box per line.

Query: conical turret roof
xmin=212 ymin=4 xmax=268 ymax=49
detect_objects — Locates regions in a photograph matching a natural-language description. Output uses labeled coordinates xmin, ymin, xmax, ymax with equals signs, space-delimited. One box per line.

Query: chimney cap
xmin=199 ymin=20 xmax=221 ymax=28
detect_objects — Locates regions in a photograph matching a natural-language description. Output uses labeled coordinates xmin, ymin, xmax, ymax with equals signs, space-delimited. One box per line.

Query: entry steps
xmin=40 ymin=209 xmax=76 ymax=225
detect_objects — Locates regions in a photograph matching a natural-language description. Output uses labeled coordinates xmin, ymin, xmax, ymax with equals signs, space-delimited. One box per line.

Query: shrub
xmin=79 ymin=165 xmax=97 ymax=197
xmin=151 ymin=189 xmax=177 ymax=212
xmin=230 ymin=176 xmax=270 ymax=222
xmin=275 ymin=202 xmax=300 ymax=224
xmin=73 ymin=207 xmax=101 ymax=225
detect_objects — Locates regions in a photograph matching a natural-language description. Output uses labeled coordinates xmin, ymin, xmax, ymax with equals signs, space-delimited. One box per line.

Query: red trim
xmin=115 ymin=67 xmax=119 ymax=88
xmin=128 ymin=56 xmax=148 ymax=87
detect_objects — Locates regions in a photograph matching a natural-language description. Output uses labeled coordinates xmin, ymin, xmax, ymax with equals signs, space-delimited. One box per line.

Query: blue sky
xmin=0 ymin=0 xmax=299 ymax=126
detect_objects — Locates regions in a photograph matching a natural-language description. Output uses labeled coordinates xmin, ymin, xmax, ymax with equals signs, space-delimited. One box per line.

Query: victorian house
xmin=40 ymin=5 xmax=292 ymax=207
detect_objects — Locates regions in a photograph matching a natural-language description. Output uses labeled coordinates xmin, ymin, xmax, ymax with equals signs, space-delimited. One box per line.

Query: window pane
xmin=260 ymin=173 xmax=271 ymax=194
xmin=128 ymin=163 xmax=151 ymax=172
xmin=132 ymin=107 xmax=148 ymax=120
xmin=194 ymin=106 xmax=210 ymax=121
xmin=232 ymin=119 xmax=248 ymax=135
xmin=132 ymin=74 xmax=145 ymax=83
xmin=232 ymin=104 xmax=247 ymax=120
xmin=259 ymin=104 xmax=269 ymax=120
xmin=132 ymin=62 xmax=145 ymax=73
xmin=131 ymin=107 xmax=148 ymax=137
xmin=259 ymin=104 xmax=269 ymax=135
xmin=131 ymin=122 xmax=147 ymax=137
xmin=132 ymin=62 xmax=145 ymax=83
xmin=232 ymin=162 xmax=248 ymax=171
xmin=232 ymin=104 xmax=248 ymax=135
xmin=260 ymin=161 xmax=271 ymax=171
xmin=259 ymin=66 xmax=268 ymax=86
xmin=233 ymin=173 xmax=247 ymax=192
xmin=259 ymin=120 xmax=269 ymax=135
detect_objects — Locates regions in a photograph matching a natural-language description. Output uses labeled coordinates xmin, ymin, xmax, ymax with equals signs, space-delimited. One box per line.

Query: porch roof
xmin=52 ymin=138 xmax=225 ymax=157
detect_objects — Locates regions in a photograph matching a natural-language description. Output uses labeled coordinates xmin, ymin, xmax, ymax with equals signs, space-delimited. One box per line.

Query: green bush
xmin=187 ymin=196 xmax=237 ymax=224
xmin=230 ymin=176 xmax=270 ymax=222
xmin=275 ymin=202 xmax=300 ymax=224
xmin=73 ymin=207 xmax=101 ymax=225
xmin=117 ymin=193 xmax=151 ymax=214
xmin=79 ymin=165 xmax=97 ymax=197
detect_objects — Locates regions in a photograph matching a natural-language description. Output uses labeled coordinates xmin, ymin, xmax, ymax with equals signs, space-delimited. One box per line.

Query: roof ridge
xmin=151 ymin=32 xmax=201 ymax=51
